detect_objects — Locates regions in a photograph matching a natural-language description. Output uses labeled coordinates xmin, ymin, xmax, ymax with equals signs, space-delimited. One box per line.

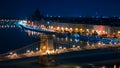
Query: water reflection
xmin=1 ymin=22 xmax=120 ymax=68
xmin=23 ymin=28 xmax=120 ymax=50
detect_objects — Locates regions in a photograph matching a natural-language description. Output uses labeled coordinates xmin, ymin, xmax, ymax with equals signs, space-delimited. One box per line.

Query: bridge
xmin=0 ymin=21 xmax=120 ymax=65
xmin=0 ymin=33 xmax=120 ymax=65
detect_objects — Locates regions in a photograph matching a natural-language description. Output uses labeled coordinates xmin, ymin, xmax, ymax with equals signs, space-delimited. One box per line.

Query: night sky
xmin=0 ymin=0 xmax=120 ymax=17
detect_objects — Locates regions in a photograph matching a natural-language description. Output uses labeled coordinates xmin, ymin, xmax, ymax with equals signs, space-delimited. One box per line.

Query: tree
xmin=28 ymin=8 xmax=43 ymax=21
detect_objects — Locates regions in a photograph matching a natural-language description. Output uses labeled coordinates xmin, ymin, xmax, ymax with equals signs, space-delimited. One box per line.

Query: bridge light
xmin=86 ymin=29 xmax=89 ymax=32
xmin=50 ymin=26 xmax=53 ymax=29
xmin=75 ymin=28 xmax=78 ymax=31
xmin=59 ymin=46 xmax=62 ymax=49
xmin=72 ymin=45 xmax=75 ymax=48
xmin=13 ymin=53 xmax=17 ymax=57
xmin=61 ymin=27 xmax=64 ymax=30
xmin=42 ymin=46 xmax=46 ymax=49
xmin=30 ymin=51 xmax=34 ymax=54
xmin=80 ymin=28 xmax=82 ymax=31
xmin=70 ymin=28 xmax=73 ymax=31
xmin=114 ymin=42 xmax=117 ymax=44
xmin=65 ymin=27 xmax=68 ymax=31
xmin=63 ymin=47 xmax=66 ymax=49
xmin=92 ymin=30 xmax=94 ymax=33
xmin=57 ymin=26 xmax=60 ymax=30
xmin=9 ymin=52 xmax=13 ymax=55
xmin=56 ymin=49 xmax=58 ymax=51
xmin=70 ymin=38 xmax=72 ymax=41
xmin=98 ymin=42 xmax=101 ymax=45
xmin=77 ymin=46 xmax=80 ymax=48
xmin=36 ymin=48 xmax=38 ymax=51
xmin=26 ymin=50 xmax=30 ymax=53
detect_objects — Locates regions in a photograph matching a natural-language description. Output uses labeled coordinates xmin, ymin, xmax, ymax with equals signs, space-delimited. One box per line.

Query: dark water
xmin=0 ymin=22 xmax=120 ymax=68
xmin=0 ymin=27 xmax=39 ymax=54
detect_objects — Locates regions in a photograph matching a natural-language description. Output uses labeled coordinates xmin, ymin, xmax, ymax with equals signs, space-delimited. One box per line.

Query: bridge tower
xmin=39 ymin=34 xmax=56 ymax=66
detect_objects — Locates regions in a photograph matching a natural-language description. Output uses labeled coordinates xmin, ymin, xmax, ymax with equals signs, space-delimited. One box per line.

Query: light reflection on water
xmin=1 ymin=22 xmax=120 ymax=68
xmin=24 ymin=29 xmax=120 ymax=49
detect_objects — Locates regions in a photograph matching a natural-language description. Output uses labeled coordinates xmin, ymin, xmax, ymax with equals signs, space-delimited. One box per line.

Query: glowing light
xmin=77 ymin=46 xmax=80 ymax=48
xmin=75 ymin=28 xmax=78 ymax=31
xmin=26 ymin=50 xmax=30 ymax=53
xmin=70 ymin=28 xmax=73 ymax=31
xmin=42 ymin=46 xmax=46 ymax=49
xmin=63 ymin=47 xmax=66 ymax=49
xmin=103 ymin=31 xmax=105 ymax=33
xmin=72 ymin=45 xmax=75 ymax=48
xmin=65 ymin=27 xmax=68 ymax=31
xmin=51 ymin=26 xmax=53 ymax=29
xmin=70 ymin=38 xmax=72 ymax=41
xmin=61 ymin=27 xmax=64 ymax=30
xmin=18 ymin=21 xmax=26 ymax=26
xmin=59 ymin=46 xmax=62 ymax=49
xmin=9 ymin=52 xmax=13 ymax=55
xmin=86 ymin=29 xmax=89 ymax=33
xmin=65 ymin=37 xmax=68 ymax=41
xmin=36 ymin=48 xmax=38 ymax=50
xmin=118 ymin=31 xmax=120 ymax=34
xmin=57 ymin=26 xmax=60 ymax=30
xmin=75 ymin=38 xmax=79 ymax=42
xmin=98 ymin=42 xmax=101 ymax=45
xmin=80 ymin=28 xmax=82 ymax=31
xmin=56 ymin=49 xmax=58 ymax=51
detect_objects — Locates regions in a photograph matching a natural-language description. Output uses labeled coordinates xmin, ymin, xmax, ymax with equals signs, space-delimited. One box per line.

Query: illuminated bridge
xmin=0 ymin=33 xmax=120 ymax=65
xmin=0 ymin=21 xmax=120 ymax=65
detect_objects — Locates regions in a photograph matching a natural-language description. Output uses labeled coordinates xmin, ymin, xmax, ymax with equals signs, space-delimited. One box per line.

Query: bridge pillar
xmin=39 ymin=35 xmax=56 ymax=66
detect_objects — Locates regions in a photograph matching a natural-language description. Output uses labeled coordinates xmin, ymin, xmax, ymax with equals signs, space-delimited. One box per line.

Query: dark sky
xmin=0 ymin=0 xmax=120 ymax=17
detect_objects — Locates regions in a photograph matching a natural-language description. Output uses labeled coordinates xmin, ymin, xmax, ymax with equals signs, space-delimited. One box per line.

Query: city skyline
xmin=0 ymin=0 xmax=120 ymax=17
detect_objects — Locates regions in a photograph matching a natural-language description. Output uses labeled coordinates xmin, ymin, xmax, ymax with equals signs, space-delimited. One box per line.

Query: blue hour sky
xmin=0 ymin=0 xmax=120 ymax=17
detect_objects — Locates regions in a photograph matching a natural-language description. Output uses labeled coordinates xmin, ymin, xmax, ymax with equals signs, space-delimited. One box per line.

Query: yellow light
xmin=42 ymin=46 xmax=46 ymax=49
xmin=118 ymin=31 xmax=120 ymax=34
xmin=57 ymin=26 xmax=60 ymax=30
xmin=92 ymin=30 xmax=94 ymax=33
xmin=80 ymin=28 xmax=82 ymax=31
xmin=51 ymin=26 xmax=53 ymax=29
xmin=61 ymin=27 xmax=64 ymax=30
xmin=70 ymin=28 xmax=73 ymax=31
xmin=63 ymin=47 xmax=66 ymax=49
xmin=75 ymin=28 xmax=78 ymax=31
xmin=86 ymin=29 xmax=89 ymax=32
xmin=65 ymin=27 xmax=68 ymax=30
xmin=103 ymin=31 xmax=105 ymax=33
xmin=98 ymin=42 xmax=101 ymax=45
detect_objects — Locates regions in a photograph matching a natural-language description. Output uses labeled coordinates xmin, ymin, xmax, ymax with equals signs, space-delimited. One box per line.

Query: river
xmin=0 ymin=22 xmax=120 ymax=68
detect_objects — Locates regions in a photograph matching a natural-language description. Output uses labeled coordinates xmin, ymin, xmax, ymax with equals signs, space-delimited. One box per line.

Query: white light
xmin=63 ymin=47 xmax=66 ymax=49
xmin=26 ymin=50 xmax=30 ymax=53
xmin=47 ymin=21 xmax=50 ymax=24
xmin=9 ymin=52 xmax=13 ymax=55
xmin=98 ymin=42 xmax=101 ymax=45
xmin=56 ymin=49 xmax=58 ymax=51
xmin=36 ymin=48 xmax=38 ymax=50
xmin=73 ymin=45 xmax=75 ymax=48
xmin=70 ymin=38 xmax=72 ymax=41
xmin=77 ymin=46 xmax=80 ymax=48
xmin=59 ymin=46 xmax=62 ymax=49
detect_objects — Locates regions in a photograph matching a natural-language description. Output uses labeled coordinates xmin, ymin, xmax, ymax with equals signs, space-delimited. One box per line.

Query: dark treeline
xmin=44 ymin=16 xmax=120 ymax=26
xmin=0 ymin=8 xmax=120 ymax=27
